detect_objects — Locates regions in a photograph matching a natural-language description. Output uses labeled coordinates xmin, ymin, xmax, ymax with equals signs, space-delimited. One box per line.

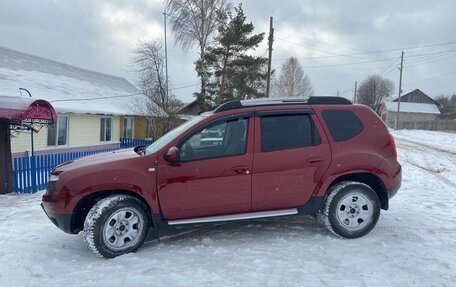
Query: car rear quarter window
xmin=322 ymin=110 xmax=364 ymax=142
xmin=260 ymin=114 xmax=320 ymax=152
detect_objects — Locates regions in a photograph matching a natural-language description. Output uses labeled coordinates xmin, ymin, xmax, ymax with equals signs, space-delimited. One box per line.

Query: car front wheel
xmin=83 ymin=195 xmax=150 ymax=258
xmin=318 ymin=181 xmax=380 ymax=238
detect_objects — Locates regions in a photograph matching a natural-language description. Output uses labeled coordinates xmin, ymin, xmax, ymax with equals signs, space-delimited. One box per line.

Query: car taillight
xmin=389 ymin=134 xmax=397 ymax=159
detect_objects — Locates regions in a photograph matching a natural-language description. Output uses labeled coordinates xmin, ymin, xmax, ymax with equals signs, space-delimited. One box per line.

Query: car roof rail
xmin=213 ymin=96 xmax=352 ymax=113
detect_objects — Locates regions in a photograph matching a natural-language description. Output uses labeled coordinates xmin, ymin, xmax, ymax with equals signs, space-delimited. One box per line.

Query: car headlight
xmin=49 ymin=174 xmax=60 ymax=182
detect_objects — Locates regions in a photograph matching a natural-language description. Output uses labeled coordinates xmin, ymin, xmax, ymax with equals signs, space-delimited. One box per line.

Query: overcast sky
xmin=1 ymin=0 xmax=455 ymax=103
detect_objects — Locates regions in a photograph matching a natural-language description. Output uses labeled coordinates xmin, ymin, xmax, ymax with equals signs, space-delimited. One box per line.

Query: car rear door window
xmin=260 ymin=114 xmax=319 ymax=152
xmin=322 ymin=110 xmax=364 ymax=142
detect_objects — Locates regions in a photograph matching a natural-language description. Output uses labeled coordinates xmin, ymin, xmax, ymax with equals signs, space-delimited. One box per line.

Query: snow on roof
xmin=384 ymin=101 xmax=441 ymax=114
xmin=0 ymin=46 xmax=165 ymax=116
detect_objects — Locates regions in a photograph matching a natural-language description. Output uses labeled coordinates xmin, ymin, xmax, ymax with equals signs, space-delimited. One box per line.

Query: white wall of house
xmin=11 ymin=114 xmax=120 ymax=154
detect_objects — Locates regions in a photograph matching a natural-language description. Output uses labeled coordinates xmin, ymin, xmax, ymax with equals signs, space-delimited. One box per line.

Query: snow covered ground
xmin=1 ymin=130 xmax=455 ymax=286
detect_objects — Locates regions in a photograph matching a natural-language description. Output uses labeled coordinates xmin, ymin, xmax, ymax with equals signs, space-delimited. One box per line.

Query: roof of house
xmin=0 ymin=46 xmax=164 ymax=116
xmin=392 ymin=89 xmax=442 ymax=107
xmin=384 ymin=101 xmax=441 ymax=114
xmin=178 ymin=99 xmax=212 ymax=115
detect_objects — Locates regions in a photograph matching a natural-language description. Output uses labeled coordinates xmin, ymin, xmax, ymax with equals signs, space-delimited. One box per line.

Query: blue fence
xmin=13 ymin=148 xmax=118 ymax=194
xmin=120 ymin=138 xmax=153 ymax=148
xmin=12 ymin=138 xmax=153 ymax=194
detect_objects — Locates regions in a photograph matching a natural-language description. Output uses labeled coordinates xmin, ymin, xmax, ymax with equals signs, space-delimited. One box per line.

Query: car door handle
xmin=231 ymin=166 xmax=250 ymax=175
xmin=306 ymin=157 xmax=324 ymax=164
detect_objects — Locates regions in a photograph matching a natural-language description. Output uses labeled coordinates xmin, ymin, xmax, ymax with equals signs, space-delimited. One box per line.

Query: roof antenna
xmin=19 ymin=88 xmax=32 ymax=97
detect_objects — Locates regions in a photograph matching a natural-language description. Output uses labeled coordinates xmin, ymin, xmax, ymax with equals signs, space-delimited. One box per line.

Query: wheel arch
xmin=70 ymin=189 xmax=154 ymax=234
xmin=326 ymin=172 xmax=389 ymax=210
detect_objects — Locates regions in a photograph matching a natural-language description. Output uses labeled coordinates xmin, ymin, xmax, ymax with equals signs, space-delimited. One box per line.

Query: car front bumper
xmin=41 ymin=203 xmax=73 ymax=234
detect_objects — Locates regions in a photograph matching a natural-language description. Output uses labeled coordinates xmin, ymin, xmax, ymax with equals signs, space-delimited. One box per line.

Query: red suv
xmin=42 ymin=97 xmax=401 ymax=258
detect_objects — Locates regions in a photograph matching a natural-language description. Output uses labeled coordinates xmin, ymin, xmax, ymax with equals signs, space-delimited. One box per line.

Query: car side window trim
xmin=255 ymin=109 xmax=313 ymax=117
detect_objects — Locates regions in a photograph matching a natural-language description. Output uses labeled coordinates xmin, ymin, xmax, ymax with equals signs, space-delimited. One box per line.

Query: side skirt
xmin=168 ymin=208 xmax=298 ymax=225
xmin=151 ymin=196 xmax=324 ymax=231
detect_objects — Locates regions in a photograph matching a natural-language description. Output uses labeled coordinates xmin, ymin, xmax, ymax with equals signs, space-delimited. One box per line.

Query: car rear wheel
xmin=318 ymin=181 xmax=380 ymax=238
xmin=83 ymin=195 xmax=150 ymax=258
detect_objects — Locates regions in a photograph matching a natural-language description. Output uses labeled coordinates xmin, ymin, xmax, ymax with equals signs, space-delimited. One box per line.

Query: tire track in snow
xmin=396 ymin=139 xmax=456 ymax=188
xmin=396 ymin=137 xmax=456 ymax=156
xmin=401 ymin=158 xmax=456 ymax=188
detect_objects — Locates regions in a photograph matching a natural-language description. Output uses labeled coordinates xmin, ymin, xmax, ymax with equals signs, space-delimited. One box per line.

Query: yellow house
xmin=0 ymin=46 xmax=164 ymax=157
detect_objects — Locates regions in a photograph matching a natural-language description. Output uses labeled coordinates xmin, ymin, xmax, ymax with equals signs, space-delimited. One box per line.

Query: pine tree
xmin=200 ymin=4 xmax=268 ymax=105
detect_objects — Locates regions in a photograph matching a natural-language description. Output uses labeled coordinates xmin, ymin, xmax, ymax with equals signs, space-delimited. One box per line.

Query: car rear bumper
xmin=386 ymin=186 xmax=400 ymax=199
xmin=41 ymin=203 xmax=73 ymax=234
xmin=387 ymin=163 xmax=402 ymax=199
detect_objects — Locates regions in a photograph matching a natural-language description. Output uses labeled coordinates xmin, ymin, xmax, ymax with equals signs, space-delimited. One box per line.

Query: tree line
xmin=132 ymin=0 xmax=314 ymax=137
xmin=435 ymin=94 xmax=456 ymax=120
xmin=131 ymin=0 xmax=453 ymax=138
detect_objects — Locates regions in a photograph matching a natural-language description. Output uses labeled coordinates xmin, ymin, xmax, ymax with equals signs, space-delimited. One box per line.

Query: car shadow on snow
xmin=142 ymin=215 xmax=330 ymax=248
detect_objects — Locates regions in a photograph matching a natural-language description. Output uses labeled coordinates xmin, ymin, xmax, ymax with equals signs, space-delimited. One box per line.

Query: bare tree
xmin=166 ymin=0 xmax=231 ymax=111
xmin=358 ymin=74 xmax=395 ymax=110
xmin=435 ymin=94 xmax=456 ymax=119
xmin=273 ymin=57 xmax=313 ymax=98
xmin=132 ymin=40 xmax=183 ymax=139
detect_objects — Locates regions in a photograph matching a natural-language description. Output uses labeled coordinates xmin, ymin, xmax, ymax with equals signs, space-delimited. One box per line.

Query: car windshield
xmin=145 ymin=115 xmax=207 ymax=155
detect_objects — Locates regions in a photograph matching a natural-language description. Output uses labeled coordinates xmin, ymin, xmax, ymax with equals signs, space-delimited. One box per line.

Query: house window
xmin=47 ymin=115 xmax=68 ymax=147
xmin=100 ymin=117 xmax=112 ymax=142
xmin=123 ymin=117 xmax=134 ymax=138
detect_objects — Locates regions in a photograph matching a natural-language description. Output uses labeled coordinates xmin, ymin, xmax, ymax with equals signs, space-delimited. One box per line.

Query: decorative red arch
xmin=0 ymin=96 xmax=57 ymax=125
xmin=1 ymin=96 xmax=57 ymax=194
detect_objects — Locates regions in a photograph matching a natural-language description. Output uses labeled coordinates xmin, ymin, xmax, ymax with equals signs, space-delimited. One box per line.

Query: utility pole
xmin=163 ymin=11 xmax=169 ymax=105
xmin=337 ymin=90 xmax=339 ymax=97
xmin=396 ymin=51 xmax=404 ymax=130
xmin=354 ymin=81 xmax=358 ymax=103
xmin=266 ymin=16 xmax=274 ymax=97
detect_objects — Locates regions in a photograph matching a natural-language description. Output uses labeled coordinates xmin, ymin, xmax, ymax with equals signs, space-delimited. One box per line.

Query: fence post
xmin=13 ymin=158 xmax=18 ymax=193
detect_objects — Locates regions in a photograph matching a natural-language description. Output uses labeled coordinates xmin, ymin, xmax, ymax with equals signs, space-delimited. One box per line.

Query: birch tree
xmin=166 ymin=0 xmax=231 ymax=111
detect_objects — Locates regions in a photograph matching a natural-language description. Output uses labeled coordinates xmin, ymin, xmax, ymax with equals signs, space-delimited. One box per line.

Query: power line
xmin=273 ymin=36 xmax=456 ymax=60
xmin=275 ymin=29 xmax=365 ymax=52
xmin=279 ymin=32 xmax=456 ymax=54
xmin=170 ymin=83 xmax=200 ymax=90
xmin=404 ymin=71 xmax=456 ymax=88
xmin=50 ymin=82 xmax=200 ymax=103
xmin=296 ymin=56 xmax=399 ymax=69
xmin=379 ymin=57 xmax=401 ymax=76
xmin=50 ymin=93 xmax=145 ymax=102
xmin=275 ymin=37 xmax=359 ymax=59
xmin=405 ymin=50 xmax=456 ymax=67
xmin=338 ymin=88 xmax=352 ymax=96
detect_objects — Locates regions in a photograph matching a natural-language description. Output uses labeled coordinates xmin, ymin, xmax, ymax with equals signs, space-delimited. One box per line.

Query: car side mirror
xmin=164 ymin=146 xmax=180 ymax=163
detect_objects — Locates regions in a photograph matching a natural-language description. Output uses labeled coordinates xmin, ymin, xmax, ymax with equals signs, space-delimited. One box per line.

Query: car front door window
xmin=180 ymin=118 xmax=248 ymax=162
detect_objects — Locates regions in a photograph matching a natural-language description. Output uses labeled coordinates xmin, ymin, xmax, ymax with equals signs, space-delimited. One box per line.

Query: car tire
xmin=83 ymin=195 xmax=150 ymax=258
xmin=318 ymin=181 xmax=380 ymax=238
